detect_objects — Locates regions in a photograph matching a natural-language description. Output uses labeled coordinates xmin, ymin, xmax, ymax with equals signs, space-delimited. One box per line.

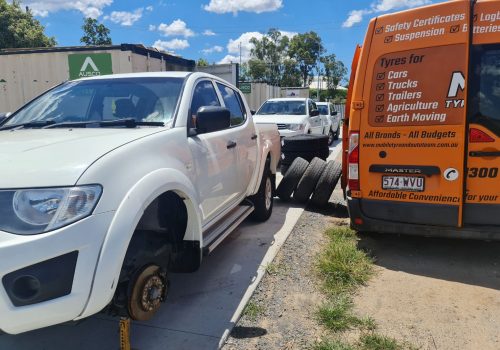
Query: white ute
xmin=0 ymin=72 xmax=280 ymax=334
xmin=253 ymin=97 xmax=329 ymax=138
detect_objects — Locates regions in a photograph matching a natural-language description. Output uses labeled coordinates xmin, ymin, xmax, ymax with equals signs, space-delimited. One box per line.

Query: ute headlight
xmin=8 ymin=185 xmax=102 ymax=235
xmin=288 ymin=124 xmax=305 ymax=131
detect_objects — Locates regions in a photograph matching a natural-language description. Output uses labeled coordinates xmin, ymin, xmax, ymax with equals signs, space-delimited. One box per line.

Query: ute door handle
xmin=227 ymin=140 xmax=237 ymax=149
xmin=251 ymin=134 xmax=258 ymax=140
xmin=469 ymin=151 xmax=500 ymax=157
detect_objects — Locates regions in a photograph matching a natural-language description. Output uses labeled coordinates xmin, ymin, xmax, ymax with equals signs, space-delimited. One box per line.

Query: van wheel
xmin=293 ymin=157 xmax=327 ymax=203
xmin=311 ymin=161 xmax=342 ymax=207
xmin=250 ymin=168 xmax=273 ymax=222
xmin=276 ymin=157 xmax=309 ymax=201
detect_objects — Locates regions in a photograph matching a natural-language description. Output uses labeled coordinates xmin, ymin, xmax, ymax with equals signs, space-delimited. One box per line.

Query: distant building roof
xmin=309 ymin=75 xmax=347 ymax=90
xmin=0 ymin=43 xmax=195 ymax=69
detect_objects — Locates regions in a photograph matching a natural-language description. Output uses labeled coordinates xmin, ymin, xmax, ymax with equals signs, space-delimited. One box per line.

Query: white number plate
xmin=382 ymin=176 xmax=424 ymax=192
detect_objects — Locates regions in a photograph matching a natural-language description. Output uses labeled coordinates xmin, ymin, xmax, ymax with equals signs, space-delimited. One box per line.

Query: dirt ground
xmin=224 ymin=190 xmax=500 ymax=350
xmin=354 ymin=232 xmax=500 ymax=350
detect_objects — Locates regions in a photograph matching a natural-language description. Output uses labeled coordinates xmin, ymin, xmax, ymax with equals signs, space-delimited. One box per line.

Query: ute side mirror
xmin=331 ymin=111 xmax=338 ymax=116
xmin=192 ymin=106 xmax=231 ymax=135
xmin=309 ymin=109 xmax=320 ymax=117
xmin=250 ymin=110 xmax=256 ymax=115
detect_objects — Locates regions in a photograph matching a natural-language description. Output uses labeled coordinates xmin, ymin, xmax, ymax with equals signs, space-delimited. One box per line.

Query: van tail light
xmin=469 ymin=128 xmax=494 ymax=143
xmin=348 ymin=131 xmax=360 ymax=191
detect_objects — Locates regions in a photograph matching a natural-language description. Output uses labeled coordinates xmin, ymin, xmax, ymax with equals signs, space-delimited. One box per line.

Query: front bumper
xmin=278 ymin=129 xmax=303 ymax=138
xmin=0 ymin=212 xmax=114 ymax=334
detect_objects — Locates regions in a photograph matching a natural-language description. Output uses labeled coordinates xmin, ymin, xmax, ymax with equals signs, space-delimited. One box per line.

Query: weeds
xmin=314 ymin=227 xmax=414 ymax=350
xmin=242 ymin=301 xmax=264 ymax=321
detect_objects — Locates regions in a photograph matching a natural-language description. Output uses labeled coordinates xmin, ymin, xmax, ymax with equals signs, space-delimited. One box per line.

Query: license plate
xmin=382 ymin=176 xmax=424 ymax=192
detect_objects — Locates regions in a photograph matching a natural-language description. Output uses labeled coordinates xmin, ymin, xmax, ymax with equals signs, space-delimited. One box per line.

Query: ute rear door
xmin=463 ymin=0 xmax=500 ymax=227
xmin=353 ymin=0 xmax=471 ymax=227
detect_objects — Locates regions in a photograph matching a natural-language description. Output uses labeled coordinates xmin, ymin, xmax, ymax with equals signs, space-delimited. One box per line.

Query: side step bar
xmin=203 ymin=202 xmax=254 ymax=255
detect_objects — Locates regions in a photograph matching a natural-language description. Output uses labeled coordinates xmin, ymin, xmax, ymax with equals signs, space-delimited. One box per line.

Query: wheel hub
xmin=265 ymin=178 xmax=272 ymax=210
xmin=128 ymin=265 xmax=167 ymax=321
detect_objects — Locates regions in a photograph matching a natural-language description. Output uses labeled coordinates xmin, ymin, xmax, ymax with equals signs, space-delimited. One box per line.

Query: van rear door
xmin=464 ymin=0 xmax=500 ymax=226
xmin=353 ymin=1 xmax=471 ymax=227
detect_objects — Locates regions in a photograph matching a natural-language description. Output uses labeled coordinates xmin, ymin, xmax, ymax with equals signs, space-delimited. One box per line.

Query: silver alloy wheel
xmin=265 ymin=177 xmax=272 ymax=210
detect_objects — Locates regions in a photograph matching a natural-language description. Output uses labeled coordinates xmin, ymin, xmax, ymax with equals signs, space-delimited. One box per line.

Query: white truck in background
xmin=0 ymin=72 xmax=280 ymax=334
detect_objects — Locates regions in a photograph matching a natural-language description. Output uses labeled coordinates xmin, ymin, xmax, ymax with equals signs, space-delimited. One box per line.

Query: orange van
xmin=343 ymin=0 xmax=500 ymax=239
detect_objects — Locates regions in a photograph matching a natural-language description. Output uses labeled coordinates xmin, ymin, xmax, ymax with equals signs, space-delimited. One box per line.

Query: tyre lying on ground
xmin=310 ymin=161 xmax=342 ymax=207
xmin=276 ymin=157 xmax=309 ymax=201
xmin=293 ymin=157 xmax=327 ymax=203
xmin=280 ymin=134 xmax=330 ymax=174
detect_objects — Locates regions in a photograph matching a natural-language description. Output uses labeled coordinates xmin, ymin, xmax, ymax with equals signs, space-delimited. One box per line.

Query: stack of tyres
xmin=276 ymin=157 xmax=342 ymax=208
xmin=280 ymin=135 xmax=330 ymax=175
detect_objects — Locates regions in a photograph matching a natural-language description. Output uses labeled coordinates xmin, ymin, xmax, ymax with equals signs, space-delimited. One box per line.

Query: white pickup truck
xmin=0 ymin=72 xmax=280 ymax=334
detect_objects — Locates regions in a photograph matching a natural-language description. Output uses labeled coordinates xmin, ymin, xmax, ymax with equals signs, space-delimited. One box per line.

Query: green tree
xmin=249 ymin=28 xmax=290 ymax=84
xmin=80 ymin=17 xmax=112 ymax=46
xmin=281 ymin=59 xmax=302 ymax=87
xmin=321 ymin=54 xmax=348 ymax=97
xmin=0 ymin=0 xmax=56 ymax=49
xmin=289 ymin=31 xmax=325 ymax=87
xmin=196 ymin=58 xmax=209 ymax=67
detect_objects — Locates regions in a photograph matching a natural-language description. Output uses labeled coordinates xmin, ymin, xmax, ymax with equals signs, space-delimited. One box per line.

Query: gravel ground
xmin=223 ymin=185 xmax=500 ymax=350
xmin=223 ymin=190 xmax=348 ymax=350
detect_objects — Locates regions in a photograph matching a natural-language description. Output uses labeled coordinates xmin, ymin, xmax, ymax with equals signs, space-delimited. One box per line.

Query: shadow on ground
xmin=358 ymin=232 xmax=500 ymax=291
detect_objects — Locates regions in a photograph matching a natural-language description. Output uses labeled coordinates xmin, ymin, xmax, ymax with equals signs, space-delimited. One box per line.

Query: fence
xmin=241 ymin=82 xmax=281 ymax=111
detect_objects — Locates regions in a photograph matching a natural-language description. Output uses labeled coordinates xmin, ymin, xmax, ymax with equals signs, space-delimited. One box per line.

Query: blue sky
xmin=25 ymin=0 xmax=444 ymax=70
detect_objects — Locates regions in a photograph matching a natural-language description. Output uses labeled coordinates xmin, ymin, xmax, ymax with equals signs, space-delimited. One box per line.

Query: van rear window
xmin=469 ymin=44 xmax=500 ymax=135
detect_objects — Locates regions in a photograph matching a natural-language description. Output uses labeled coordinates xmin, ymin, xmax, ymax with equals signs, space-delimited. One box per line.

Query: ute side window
xmin=189 ymin=80 xmax=221 ymax=129
xmin=469 ymin=44 xmax=500 ymax=135
xmin=216 ymin=82 xmax=246 ymax=127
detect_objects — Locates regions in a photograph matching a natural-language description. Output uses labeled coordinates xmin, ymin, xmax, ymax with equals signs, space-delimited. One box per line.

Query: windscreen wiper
xmin=43 ymin=118 xmax=165 ymax=129
xmin=0 ymin=120 xmax=56 ymax=130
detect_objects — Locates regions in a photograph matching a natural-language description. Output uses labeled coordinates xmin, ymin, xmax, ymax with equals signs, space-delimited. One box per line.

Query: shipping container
xmin=0 ymin=44 xmax=195 ymax=112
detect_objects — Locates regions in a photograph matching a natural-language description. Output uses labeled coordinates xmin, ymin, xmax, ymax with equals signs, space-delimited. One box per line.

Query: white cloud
xmin=146 ymin=5 xmax=153 ymax=11
xmin=342 ymin=0 xmax=432 ymax=28
xmin=157 ymin=19 xmax=195 ymax=37
xmin=23 ymin=0 xmax=112 ymax=18
xmin=202 ymin=45 xmax=224 ymax=54
xmin=203 ymin=29 xmax=216 ymax=36
xmin=153 ymin=39 xmax=190 ymax=51
xmin=218 ymin=55 xmax=240 ymax=64
xmin=105 ymin=8 xmax=143 ymax=26
xmin=149 ymin=24 xmax=156 ymax=31
xmin=204 ymin=0 xmax=282 ymax=15
xmin=219 ymin=30 xmax=296 ymax=64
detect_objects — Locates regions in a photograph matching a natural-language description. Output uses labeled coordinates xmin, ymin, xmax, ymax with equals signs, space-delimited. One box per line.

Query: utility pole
xmin=239 ymin=42 xmax=242 ymax=67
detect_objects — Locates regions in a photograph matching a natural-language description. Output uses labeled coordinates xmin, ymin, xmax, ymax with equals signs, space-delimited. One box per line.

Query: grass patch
xmin=358 ymin=334 xmax=406 ymax=350
xmin=314 ymin=227 xmax=415 ymax=349
xmin=317 ymin=296 xmax=376 ymax=332
xmin=318 ymin=227 xmax=373 ymax=295
xmin=313 ymin=339 xmax=356 ymax=350
xmin=242 ymin=301 xmax=264 ymax=321
xmin=265 ymin=262 xmax=286 ymax=275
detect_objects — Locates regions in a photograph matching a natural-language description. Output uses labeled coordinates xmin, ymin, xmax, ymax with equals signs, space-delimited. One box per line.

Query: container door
xmin=354 ymin=0 xmax=471 ymax=227
xmin=463 ymin=0 xmax=500 ymax=226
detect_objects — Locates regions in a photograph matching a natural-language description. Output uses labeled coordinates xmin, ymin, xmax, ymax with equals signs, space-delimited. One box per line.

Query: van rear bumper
xmin=347 ymin=197 xmax=500 ymax=240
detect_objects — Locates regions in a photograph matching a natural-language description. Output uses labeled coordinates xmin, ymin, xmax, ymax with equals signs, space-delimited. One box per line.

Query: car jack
xmin=119 ymin=317 xmax=132 ymax=350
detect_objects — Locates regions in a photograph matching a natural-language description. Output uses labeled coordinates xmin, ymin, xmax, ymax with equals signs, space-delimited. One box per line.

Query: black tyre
xmin=293 ymin=157 xmax=327 ymax=203
xmin=333 ymin=124 xmax=340 ymax=141
xmin=311 ymin=161 xmax=342 ymax=207
xmin=276 ymin=157 xmax=309 ymax=201
xmin=282 ymin=149 xmax=330 ymax=164
xmin=280 ymin=164 xmax=289 ymax=175
xmin=249 ymin=168 xmax=273 ymax=222
xmin=328 ymin=128 xmax=335 ymax=146
xmin=282 ymin=134 xmax=329 ymax=152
